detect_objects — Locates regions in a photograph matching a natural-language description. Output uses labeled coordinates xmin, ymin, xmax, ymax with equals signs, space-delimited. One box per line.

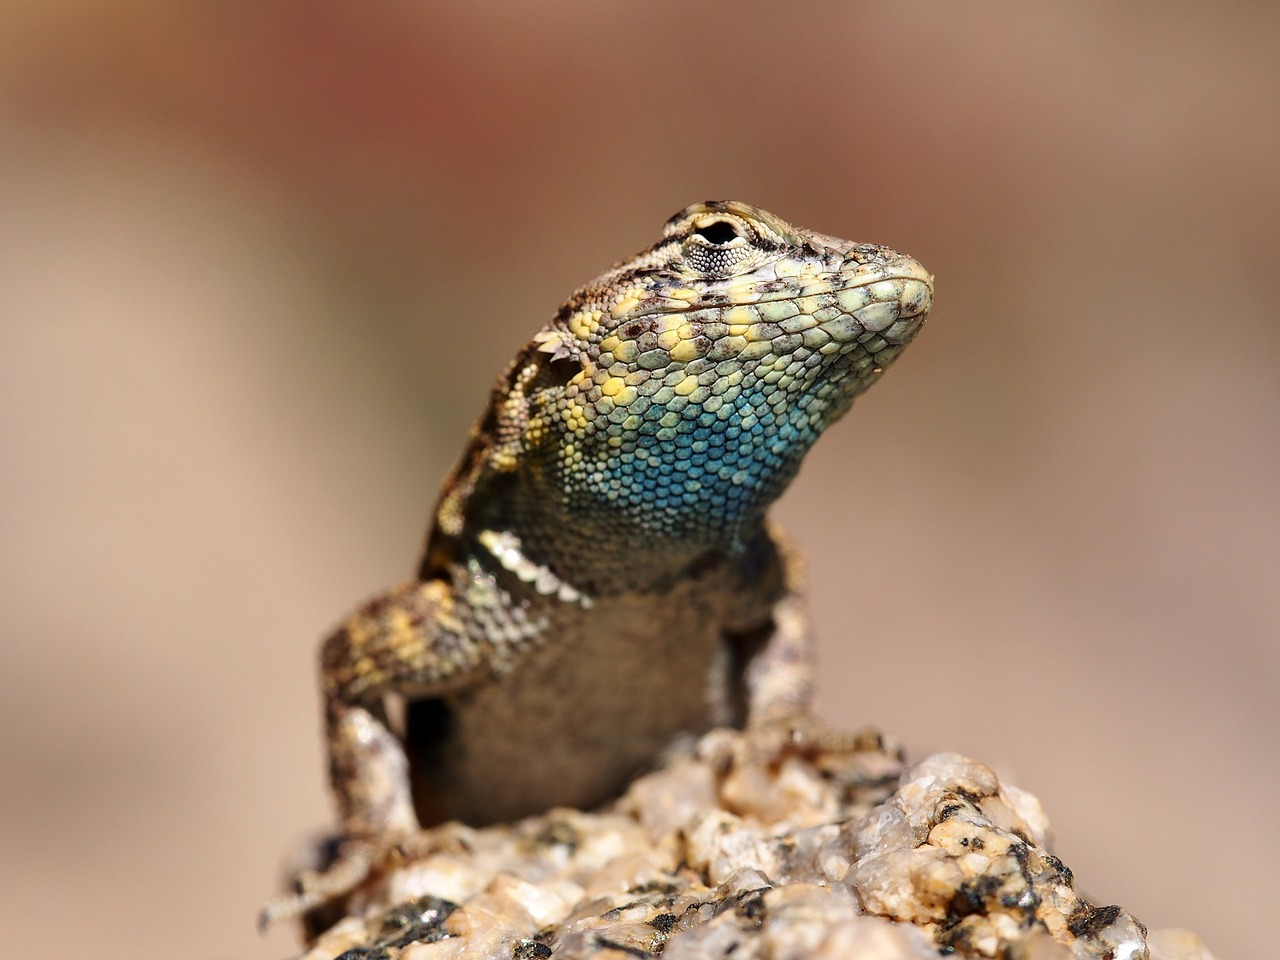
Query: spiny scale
xmin=262 ymin=202 xmax=933 ymax=929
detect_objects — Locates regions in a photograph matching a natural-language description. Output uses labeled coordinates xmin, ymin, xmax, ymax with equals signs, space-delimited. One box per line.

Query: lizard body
xmin=266 ymin=201 xmax=932 ymax=924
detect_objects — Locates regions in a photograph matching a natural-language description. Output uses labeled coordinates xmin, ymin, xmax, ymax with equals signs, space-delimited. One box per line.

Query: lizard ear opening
xmin=534 ymin=330 xmax=584 ymax=386
xmin=546 ymin=352 xmax=583 ymax=386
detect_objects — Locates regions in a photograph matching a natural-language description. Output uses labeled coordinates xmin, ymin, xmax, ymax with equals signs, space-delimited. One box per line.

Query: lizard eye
xmin=691 ymin=220 xmax=741 ymax=245
xmin=683 ymin=219 xmax=751 ymax=274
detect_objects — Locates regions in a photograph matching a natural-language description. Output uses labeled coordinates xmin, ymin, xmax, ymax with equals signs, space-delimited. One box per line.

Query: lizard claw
xmin=258 ymin=838 xmax=379 ymax=932
xmin=740 ymin=716 xmax=900 ymax=767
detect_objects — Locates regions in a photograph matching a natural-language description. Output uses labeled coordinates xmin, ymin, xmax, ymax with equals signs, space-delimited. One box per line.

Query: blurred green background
xmin=1 ymin=3 xmax=1275 ymax=958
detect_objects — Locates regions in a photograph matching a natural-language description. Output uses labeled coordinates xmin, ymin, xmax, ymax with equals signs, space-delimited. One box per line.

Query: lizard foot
xmin=776 ymin=718 xmax=897 ymax=758
xmin=258 ymin=836 xmax=384 ymax=933
xmin=720 ymin=716 xmax=903 ymax=771
xmin=258 ymin=824 xmax=476 ymax=935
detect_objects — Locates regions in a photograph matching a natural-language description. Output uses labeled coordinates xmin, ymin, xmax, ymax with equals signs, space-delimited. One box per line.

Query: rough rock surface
xmin=294 ymin=724 xmax=1214 ymax=960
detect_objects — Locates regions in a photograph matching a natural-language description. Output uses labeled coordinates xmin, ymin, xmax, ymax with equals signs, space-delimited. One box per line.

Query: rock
xmin=292 ymin=724 xmax=1215 ymax=960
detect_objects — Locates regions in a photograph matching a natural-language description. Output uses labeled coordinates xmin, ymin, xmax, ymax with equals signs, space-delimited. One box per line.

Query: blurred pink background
xmin=1 ymin=3 xmax=1275 ymax=958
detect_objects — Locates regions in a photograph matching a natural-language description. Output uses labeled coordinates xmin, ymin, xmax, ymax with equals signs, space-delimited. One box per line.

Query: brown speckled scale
xmin=262 ymin=201 xmax=933 ymax=926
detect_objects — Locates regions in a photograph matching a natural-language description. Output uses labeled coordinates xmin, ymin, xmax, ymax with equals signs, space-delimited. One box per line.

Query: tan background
xmin=1 ymin=3 xmax=1275 ymax=958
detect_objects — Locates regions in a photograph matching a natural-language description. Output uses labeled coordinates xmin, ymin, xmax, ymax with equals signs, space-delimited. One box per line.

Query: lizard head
xmin=484 ymin=201 xmax=933 ymax=554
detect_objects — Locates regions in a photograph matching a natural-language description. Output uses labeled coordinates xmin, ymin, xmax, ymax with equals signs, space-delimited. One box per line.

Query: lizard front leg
xmin=736 ymin=527 xmax=884 ymax=761
xmin=261 ymin=578 xmax=488 ymax=927
xmin=725 ymin=524 xmax=816 ymax=727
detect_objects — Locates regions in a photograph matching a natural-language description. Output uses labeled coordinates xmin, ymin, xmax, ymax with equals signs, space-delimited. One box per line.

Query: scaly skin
xmin=263 ymin=201 xmax=933 ymax=926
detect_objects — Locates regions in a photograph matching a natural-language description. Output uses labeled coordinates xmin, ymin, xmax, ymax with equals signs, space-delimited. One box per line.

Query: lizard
xmin=262 ymin=201 xmax=933 ymax=927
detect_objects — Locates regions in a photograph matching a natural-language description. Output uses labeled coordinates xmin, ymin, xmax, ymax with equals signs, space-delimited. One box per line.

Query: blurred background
xmin=1 ymin=2 xmax=1275 ymax=957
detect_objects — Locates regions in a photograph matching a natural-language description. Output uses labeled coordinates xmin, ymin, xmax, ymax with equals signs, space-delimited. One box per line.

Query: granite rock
xmin=292 ymin=724 xmax=1214 ymax=960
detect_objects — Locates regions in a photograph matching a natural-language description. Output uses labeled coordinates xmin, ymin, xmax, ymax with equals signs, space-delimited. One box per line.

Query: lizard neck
xmin=462 ymin=473 xmax=772 ymax=598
